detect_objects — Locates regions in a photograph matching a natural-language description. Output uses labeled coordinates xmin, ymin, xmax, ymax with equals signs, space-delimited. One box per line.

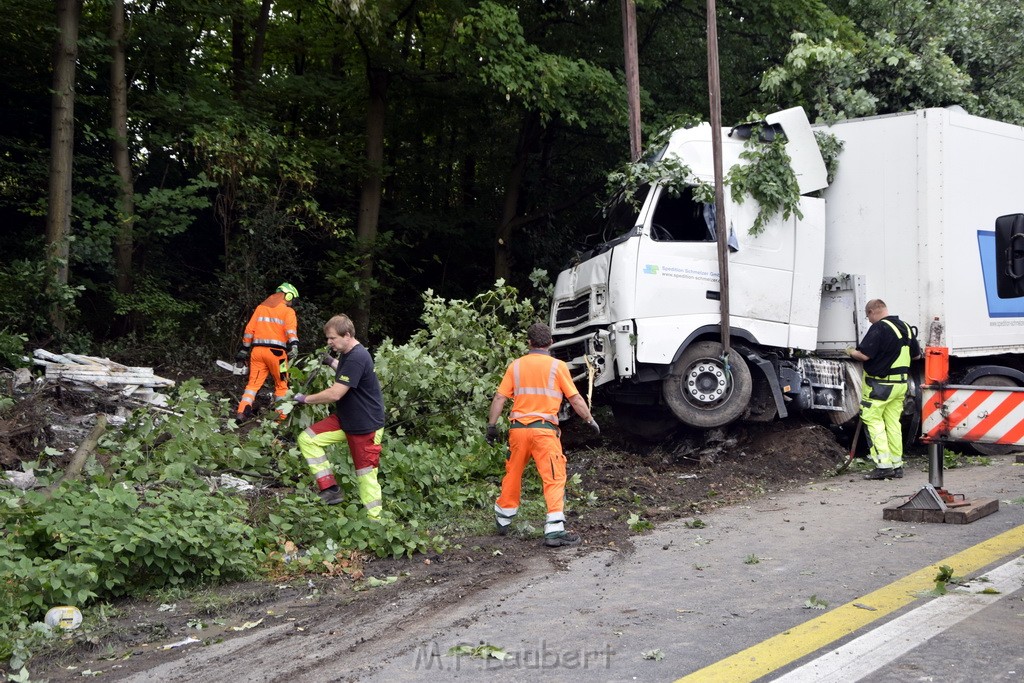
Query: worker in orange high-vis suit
xmin=235 ymin=283 xmax=300 ymax=422
xmin=486 ymin=322 xmax=600 ymax=547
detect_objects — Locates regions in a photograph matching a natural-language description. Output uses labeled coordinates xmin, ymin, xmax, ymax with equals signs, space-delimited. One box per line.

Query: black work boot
xmin=318 ymin=486 xmax=344 ymax=505
xmin=543 ymin=530 xmax=582 ymax=548
xmin=863 ymin=467 xmax=896 ymax=480
xmin=892 ymin=467 xmax=904 ymax=479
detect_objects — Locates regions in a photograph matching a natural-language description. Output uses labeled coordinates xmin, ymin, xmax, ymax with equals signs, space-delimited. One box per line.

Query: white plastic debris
xmin=44 ymin=606 xmax=83 ymax=630
xmin=218 ymin=474 xmax=255 ymax=492
xmin=159 ymin=637 xmax=200 ymax=650
xmin=1 ymin=469 xmax=37 ymax=490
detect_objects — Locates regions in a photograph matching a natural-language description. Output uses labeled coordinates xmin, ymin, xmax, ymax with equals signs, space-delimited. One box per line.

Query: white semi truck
xmin=549 ymin=106 xmax=1024 ymax=447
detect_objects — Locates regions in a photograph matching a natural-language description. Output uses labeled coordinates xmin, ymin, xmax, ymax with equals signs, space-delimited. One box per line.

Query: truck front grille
xmin=551 ymin=340 xmax=586 ymax=364
xmin=554 ymin=294 xmax=590 ymax=328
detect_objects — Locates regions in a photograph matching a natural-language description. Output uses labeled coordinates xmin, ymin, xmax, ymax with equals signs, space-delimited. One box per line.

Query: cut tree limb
xmin=43 ymin=414 xmax=107 ymax=498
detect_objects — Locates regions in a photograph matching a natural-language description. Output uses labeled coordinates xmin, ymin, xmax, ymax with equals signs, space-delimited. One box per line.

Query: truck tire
xmin=970 ymin=375 xmax=1021 ymax=456
xmin=662 ymin=341 xmax=752 ymax=429
xmin=611 ymin=403 xmax=679 ymax=442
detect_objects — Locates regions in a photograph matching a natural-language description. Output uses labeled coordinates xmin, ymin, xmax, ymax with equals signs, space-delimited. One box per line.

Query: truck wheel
xmin=611 ymin=404 xmax=679 ymax=442
xmin=662 ymin=341 xmax=752 ymax=429
xmin=970 ymin=375 xmax=1021 ymax=456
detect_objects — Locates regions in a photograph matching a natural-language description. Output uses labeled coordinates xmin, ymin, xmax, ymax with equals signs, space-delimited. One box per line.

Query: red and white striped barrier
xmin=920 ymin=347 xmax=1024 ymax=446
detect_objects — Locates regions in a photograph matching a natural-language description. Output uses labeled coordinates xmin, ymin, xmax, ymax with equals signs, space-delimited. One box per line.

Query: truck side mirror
xmin=995 ymin=213 xmax=1024 ymax=298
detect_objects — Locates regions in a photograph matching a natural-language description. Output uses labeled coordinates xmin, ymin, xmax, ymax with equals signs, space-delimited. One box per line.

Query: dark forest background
xmin=3 ymin=0 xmax=1022 ymax=374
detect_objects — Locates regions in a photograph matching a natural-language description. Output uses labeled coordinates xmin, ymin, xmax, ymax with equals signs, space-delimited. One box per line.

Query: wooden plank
xmin=883 ymin=508 xmax=945 ymax=523
xmin=65 ymin=353 xmax=130 ymax=371
xmin=943 ymin=499 xmax=999 ymax=524
xmin=34 ymin=349 xmax=75 ymax=364
xmin=883 ymin=499 xmax=999 ymax=524
xmin=46 ymin=367 xmax=158 ymax=382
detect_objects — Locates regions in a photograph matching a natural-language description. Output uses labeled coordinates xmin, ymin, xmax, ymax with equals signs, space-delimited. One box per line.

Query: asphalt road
xmin=355 ymin=455 xmax=1024 ymax=683
xmin=119 ymin=455 xmax=1024 ymax=682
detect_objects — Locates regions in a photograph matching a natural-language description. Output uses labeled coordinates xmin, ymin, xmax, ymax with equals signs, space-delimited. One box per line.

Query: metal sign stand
xmin=883 ymin=347 xmax=1000 ymax=524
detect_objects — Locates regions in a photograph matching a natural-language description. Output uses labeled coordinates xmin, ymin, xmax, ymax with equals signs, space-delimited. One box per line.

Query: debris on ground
xmin=30 ymin=349 xmax=175 ymax=409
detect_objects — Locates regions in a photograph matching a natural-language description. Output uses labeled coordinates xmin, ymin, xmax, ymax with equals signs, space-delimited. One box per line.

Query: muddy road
xmin=30 ymin=420 xmax=1024 ymax=682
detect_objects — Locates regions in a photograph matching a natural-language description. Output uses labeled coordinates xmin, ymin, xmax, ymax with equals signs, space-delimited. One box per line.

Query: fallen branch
xmin=43 ymin=414 xmax=107 ymax=498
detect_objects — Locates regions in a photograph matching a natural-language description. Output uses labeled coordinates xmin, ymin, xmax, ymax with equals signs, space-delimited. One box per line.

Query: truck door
xmin=634 ymin=183 xmax=827 ymax=358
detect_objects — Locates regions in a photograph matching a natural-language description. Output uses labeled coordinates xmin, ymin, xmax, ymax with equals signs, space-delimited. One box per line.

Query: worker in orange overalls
xmin=486 ymin=322 xmax=600 ymax=547
xmin=235 ymin=283 xmax=300 ymax=422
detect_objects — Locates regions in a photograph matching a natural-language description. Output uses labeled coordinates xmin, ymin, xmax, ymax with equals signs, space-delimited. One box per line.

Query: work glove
xmin=287 ymin=342 xmax=299 ymax=361
xmin=293 ymin=393 xmax=307 ymax=404
xmin=587 ymin=419 xmax=601 ymax=436
xmin=321 ymin=352 xmax=336 ymax=368
xmin=235 ymin=348 xmax=249 ymax=362
xmin=844 ymin=346 xmax=856 ymax=357
xmin=485 ymin=424 xmax=499 ymax=445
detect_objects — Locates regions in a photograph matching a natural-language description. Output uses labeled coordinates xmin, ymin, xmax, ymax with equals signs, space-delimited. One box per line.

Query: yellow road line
xmin=675 ymin=523 xmax=1024 ymax=683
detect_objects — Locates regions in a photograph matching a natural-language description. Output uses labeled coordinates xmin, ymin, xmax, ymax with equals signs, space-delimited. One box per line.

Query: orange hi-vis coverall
xmin=237 ymin=292 xmax=299 ymax=418
xmin=494 ymin=350 xmax=580 ymax=536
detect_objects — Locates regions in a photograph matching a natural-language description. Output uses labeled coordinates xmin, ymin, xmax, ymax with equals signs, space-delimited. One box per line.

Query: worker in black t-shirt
xmin=293 ymin=314 xmax=386 ymax=517
xmin=846 ymin=299 xmax=922 ymax=480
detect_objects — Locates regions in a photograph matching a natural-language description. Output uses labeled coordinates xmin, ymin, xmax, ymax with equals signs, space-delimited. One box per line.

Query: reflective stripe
xmin=510 ymin=410 xmax=560 ymax=421
xmin=509 ymin=421 xmax=559 ymax=431
xmin=355 ymin=466 xmax=375 ymax=476
xmin=243 ymin=389 xmax=257 ymax=397
xmin=495 ymin=503 xmax=518 ymax=518
xmin=544 ymin=520 xmax=565 ymax=534
xmin=516 ymin=387 xmax=562 ymax=397
xmin=545 ymin=511 xmax=565 ymax=523
xmin=251 ymin=338 xmax=287 ymax=347
xmin=364 ymin=499 xmax=382 ymax=510
xmin=256 ymin=316 xmax=287 ymax=325
xmin=304 ymin=455 xmax=329 ymax=466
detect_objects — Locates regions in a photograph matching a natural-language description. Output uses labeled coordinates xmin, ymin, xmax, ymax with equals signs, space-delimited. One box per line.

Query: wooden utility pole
xmin=706 ymin=0 xmax=730 ymax=354
xmin=621 ymin=0 xmax=641 ymax=160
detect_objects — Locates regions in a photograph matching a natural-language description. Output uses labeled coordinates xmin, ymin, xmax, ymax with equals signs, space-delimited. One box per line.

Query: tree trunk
xmin=494 ymin=112 xmax=541 ymax=281
xmin=353 ymin=66 xmax=388 ymax=339
xmin=46 ymin=0 xmax=83 ymax=334
xmin=251 ymin=0 xmax=273 ymax=79
xmin=111 ymin=0 xmax=135 ymax=297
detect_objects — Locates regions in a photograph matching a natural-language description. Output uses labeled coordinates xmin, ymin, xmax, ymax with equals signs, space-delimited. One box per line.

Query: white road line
xmin=771 ymin=556 xmax=1024 ymax=682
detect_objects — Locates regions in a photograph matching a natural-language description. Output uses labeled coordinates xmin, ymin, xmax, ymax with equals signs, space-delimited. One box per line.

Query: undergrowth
xmin=0 ymin=282 xmax=541 ymax=674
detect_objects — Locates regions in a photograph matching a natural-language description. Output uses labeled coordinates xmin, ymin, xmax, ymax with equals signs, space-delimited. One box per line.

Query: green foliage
xmin=0 ymin=329 xmax=29 ymax=370
xmin=804 ymin=594 xmax=828 ymax=610
xmin=111 ymin=277 xmax=202 ymax=342
xmin=448 ymin=642 xmax=509 ymax=661
xmin=744 ymin=554 xmax=761 ymax=565
xmin=457 ymin=1 xmax=624 ymax=129
xmin=0 ymin=258 xmax=81 ymax=342
xmin=927 ymin=564 xmax=964 ymax=596
xmin=814 ymin=131 xmax=845 ymax=186
xmin=605 ymin=127 xmax=716 ymax=211
xmin=763 ymin=2 xmax=1024 ymax=125
xmin=371 ymin=283 xmax=536 ymax=518
xmin=727 ymin=130 xmax=803 ymax=236
xmin=134 ymin=177 xmax=216 ymax=239
xmin=627 ymin=512 xmax=654 ymax=532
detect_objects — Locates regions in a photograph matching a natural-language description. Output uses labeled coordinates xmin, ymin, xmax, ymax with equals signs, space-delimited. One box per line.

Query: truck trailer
xmin=549 ymin=106 xmax=1024 ymax=447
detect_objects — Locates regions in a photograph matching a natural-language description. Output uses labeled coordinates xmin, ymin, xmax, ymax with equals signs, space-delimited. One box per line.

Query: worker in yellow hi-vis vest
xmin=846 ymin=298 xmax=922 ymax=480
